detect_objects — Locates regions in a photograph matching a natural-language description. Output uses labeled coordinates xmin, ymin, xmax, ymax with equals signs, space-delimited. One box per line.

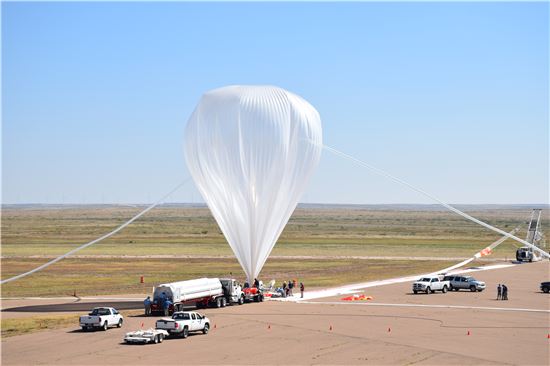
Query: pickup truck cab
xmin=155 ymin=311 xmax=210 ymax=338
xmin=412 ymin=276 xmax=449 ymax=294
xmin=444 ymin=275 xmax=486 ymax=292
xmin=540 ymin=281 xmax=550 ymax=293
xmin=80 ymin=307 xmax=123 ymax=331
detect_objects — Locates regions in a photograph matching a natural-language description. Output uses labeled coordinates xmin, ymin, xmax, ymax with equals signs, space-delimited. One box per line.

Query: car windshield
xmin=419 ymin=278 xmax=431 ymax=282
xmin=90 ymin=308 xmax=110 ymax=316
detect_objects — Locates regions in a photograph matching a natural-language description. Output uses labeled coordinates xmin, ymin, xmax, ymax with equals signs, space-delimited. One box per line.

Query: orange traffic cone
xmin=268 ymin=324 xmax=271 ymax=330
xmin=467 ymin=330 xmax=471 ymax=336
xmin=388 ymin=327 xmax=391 ymax=333
xmin=329 ymin=325 xmax=333 ymax=331
xmin=547 ymin=333 xmax=549 ymax=339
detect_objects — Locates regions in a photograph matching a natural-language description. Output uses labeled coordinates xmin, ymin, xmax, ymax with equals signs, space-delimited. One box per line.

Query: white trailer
xmin=150 ymin=277 xmax=243 ymax=314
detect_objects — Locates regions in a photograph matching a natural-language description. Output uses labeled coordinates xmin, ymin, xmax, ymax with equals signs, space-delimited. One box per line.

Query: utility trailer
xmin=150 ymin=277 xmax=244 ymax=315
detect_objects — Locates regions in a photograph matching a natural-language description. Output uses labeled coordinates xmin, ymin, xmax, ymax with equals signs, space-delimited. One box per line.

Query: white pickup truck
xmin=412 ymin=276 xmax=449 ymax=294
xmin=80 ymin=307 xmax=124 ymax=331
xmin=155 ymin=311 xmax=210 ymax=338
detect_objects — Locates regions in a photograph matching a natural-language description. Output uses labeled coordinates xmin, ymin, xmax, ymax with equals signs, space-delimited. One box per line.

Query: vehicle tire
xmin=102 ymin=321 xmax=108 ymax=331
xmin=259 ymin=294 xmax=264 ymax=302
xmin=442 ymin=286 xmax=447 ymax=293
xmin=448 ymin=285 xmax=453 ymax=291
xmin=413 ymin=290 xmax=418 ymax=294
xmin=470 ymin=286 xmax=476 ymax=292
xmin=182 ymin=326 xmax=189 ymax=339
xmin=425 ymin=287 xmax=431 ymax=294
xmin=117 ymin=319 xmax=123 ymax=328
xmin=454 ymin=288 xmax=459 ymax=291
xmin=154 ymin=335 xmax=159 ymax=344
xmin=543 ymin=287 xmax=549 ymax=293
xmin=254 ymin=295 xmax=260 ymax=302
xmin=238 ymin=296 xmax=244 ymax=305
xmin=81 ymin=326 xmax=87 ymax=331
xmin=203 ymin=323 xmax=209 ymax=334
xmin=221 ymin=297 xmax=227 ymax=307
xmin=216 ymin=298 xmax=222 ymax=308
xmin=159 ymin=334 xmax=164 ymax=343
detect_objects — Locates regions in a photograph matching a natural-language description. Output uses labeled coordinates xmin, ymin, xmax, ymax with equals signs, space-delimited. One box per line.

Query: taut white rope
xmin=1 ymin=178 xmax=191 ymax=284
xmin=323 ymin=144 xmax=549 ymax=259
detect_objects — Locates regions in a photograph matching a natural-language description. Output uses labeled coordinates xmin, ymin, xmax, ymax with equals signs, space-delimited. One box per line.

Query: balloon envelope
xmin=184 ymin=85 xmax=322 ymax=281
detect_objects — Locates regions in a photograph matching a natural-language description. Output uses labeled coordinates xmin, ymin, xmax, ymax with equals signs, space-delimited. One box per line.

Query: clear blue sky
xmin=2 ymin=2 xmax=548 ymax=204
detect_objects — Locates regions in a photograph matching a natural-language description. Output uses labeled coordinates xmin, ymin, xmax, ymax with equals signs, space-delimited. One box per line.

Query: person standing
xmin=164 ymin=298 xmax=172 ymax=316
xmin=288 ymin=280 xmax=294 ymax=296
xmin=497 ymin=284 xmax=502 ymax=300
xmin=300 ymin=282 xmax=305 ymax=298
xmin=144 ymin=296 xmax=152 ymax=316
xmin=502 ymin=284 xmax=508 ymax=300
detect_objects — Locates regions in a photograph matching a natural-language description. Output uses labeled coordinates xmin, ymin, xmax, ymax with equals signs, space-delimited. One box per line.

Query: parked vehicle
xmin=243 ymin=286 xmax=264 ymax=302
xmin=155 ymin=311 xmax=210 ymax=338
xmin=412 ymin=276 xmax=449 ymax=294
xmin=443 ymin=275 xmax=486 ymax=292
xmin=516 ymin=247 xmax=541 ymax=262
xmin=79 ymin=307 xmax=123 ymax=331
xmin=150 ymin=277 xmax=244 ymax=315
xmin=124 ymin=329 xmax=169 ymax=344
xmin=540 ymin=281 xmax=550 ymax=293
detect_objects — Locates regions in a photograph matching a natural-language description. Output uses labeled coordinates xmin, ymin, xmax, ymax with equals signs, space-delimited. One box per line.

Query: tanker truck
xmin=150 ymin=277 xmax=244 ymax=315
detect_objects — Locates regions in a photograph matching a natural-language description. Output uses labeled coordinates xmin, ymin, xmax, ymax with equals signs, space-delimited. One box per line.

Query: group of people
xmin=496 ymin=284 xmax=509 ymax=300
xmin=278 ymin=279 xmax=305 ymax=298
xmin=144 ymin=292 xmax=172 ymax=316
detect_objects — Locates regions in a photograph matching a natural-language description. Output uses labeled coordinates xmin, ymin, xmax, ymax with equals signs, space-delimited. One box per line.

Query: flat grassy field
xmin=1 ymin=205 xmax=547 ymax=297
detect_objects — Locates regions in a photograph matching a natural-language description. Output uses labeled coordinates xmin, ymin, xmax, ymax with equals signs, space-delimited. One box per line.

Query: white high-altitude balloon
xmin=185 ymin=85 xmax=322 ymax=282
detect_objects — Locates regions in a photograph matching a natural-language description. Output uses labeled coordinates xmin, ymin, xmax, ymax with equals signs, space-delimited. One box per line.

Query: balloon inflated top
xmin=184 ymin=85 xmax=323 ymax=282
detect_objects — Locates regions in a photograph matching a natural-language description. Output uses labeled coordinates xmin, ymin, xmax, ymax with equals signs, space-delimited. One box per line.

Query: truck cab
xmin=220 ymin=278 xmax=244 ymax=305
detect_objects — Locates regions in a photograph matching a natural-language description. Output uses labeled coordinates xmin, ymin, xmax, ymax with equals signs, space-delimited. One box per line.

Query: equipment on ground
xmin=150 ymin=277 xmax=244 ymax=314
xmin=516 ymin=209 xmax=545 ymax=262
xmin=124 ymin=329 xmax=169 ymax=344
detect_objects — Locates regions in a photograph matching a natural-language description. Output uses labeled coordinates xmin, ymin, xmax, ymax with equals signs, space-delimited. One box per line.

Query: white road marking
xmin=299 ymin=301 xmax=550 ymax=313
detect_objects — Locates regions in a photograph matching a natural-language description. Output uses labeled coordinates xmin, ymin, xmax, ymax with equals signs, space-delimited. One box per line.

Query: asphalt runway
xmin=2 ymin=261 xmax=549 ymax=365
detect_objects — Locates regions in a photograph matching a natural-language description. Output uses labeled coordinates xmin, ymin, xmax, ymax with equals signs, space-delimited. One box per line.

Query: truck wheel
xmin=81 ymin=326 xmax=87 ymax=331
xmin=259 ymin=294 xmax=264 ymax=302
xmin=117 ymin=319 xmax=123 ymax=328
xmin=425 ymin=287 xmax=431 ymax=294
xmin=238 ymin=296 xmax=244 ymax=305
xmin=442 ymin=286 xmax=447 ymax=293
xmin=154 ymin=335 xmax=159 ymax=344
xmin=182 ymin=327 xmax=189 ymax=339
xmin=543 ymin=287 xmax=549 ymax=293
xmin=470 ymin=286 xmax=476 ymax=292
xmin=102 ymin=321 xmax=108 ymax=331
xmin=221 ymin=297 xmax=227 ymax=307
xmin=413 ymin=290 xmax=418 ymax=294
xmin=216 ymin=298 xmax=222 ymax=308
xmin=203 ymin=323 xmax=209 ymax=334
